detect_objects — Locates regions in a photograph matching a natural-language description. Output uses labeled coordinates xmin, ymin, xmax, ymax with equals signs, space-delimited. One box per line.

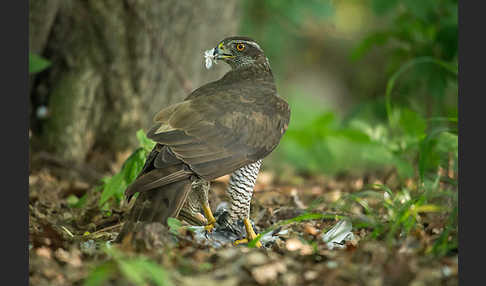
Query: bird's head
xmin=211 ymin=36 xmax=268 ymax=70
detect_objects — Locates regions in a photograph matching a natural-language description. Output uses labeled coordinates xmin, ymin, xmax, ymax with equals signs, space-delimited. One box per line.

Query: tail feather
xmin=116 ymin=177 xmax=192 ymax=243
xmin=117 ymin=143 xmax=195 ymax=243
xmin=125 ymin=162 xmax=192 ymax=199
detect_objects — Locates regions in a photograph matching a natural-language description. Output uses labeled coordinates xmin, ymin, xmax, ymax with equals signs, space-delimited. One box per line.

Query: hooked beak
xmin=213 ymin=43 xmax=233 ymax=60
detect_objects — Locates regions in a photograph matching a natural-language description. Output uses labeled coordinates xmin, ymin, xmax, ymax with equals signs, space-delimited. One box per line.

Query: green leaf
xmin=167 ymin=217 xmax=182 ymax=235
xmin=99 ymin=172 xmax=126 ymax=206
xmin=29 ymin=53 xmax=51 ymax=74
xmin=99 ymin=246 xmax=174 ymax=286
xmin=413 ymin=204 xmax=442 ymax=213
xmin=66 ymin=193 xmax=88 ymax=208
xmin=98 ymin=130 xmax=155 ymax=207
xmin=138 ymin=260 xmax=173 ymax=286
xmin=83 ymin=261 xmax=117 ymax=286
xmin=117 ymin=260 xmax=147 ymax=285
xmin=122 ymin=148 xmax=146 ymax=184
xmin=418 ymin=126 xmax=452 ymax=181
xmin=67 ymin=193 xmax=88 ymax=209
xmin=71 ymin=193 xmax=88 ymax=208
xmin=136 ymin=129 xmax=156 ymax=151
xmin=104 ymin=247 xmax=148 ymax=285
xmin=66 ymin=194 xmax=79 ymax=207
xmin=398 ymin=108 xmax=427 ymax=139
xmin=385 ymin=57 xmax=458 ymax=126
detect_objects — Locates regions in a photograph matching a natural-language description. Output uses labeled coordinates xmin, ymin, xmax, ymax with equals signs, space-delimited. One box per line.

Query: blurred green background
xmin=238 ymin=0 xmax=457 ymax=180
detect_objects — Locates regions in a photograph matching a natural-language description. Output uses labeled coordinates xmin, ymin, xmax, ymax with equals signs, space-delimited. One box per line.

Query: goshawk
xmin=117 ymin=36 xmax=290 ymax=247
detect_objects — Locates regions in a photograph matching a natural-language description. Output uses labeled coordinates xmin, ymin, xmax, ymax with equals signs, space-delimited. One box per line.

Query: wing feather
xmin=146 ymin=84 xmax=290 ymax=180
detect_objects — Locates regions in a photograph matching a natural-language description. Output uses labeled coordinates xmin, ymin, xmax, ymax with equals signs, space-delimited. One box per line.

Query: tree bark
xmin=30 ymin=0 xmax=240 ymax=163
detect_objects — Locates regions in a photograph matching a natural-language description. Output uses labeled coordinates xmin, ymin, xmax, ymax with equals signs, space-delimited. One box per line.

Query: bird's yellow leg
xmin=202 ymin=203 xmax=216 ymax=232
xmin=233 ymin=218 xmax=262 ymax=248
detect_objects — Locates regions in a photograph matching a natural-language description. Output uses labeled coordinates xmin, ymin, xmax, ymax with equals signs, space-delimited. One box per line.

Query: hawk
xmin=117 ymin=36 xmax=290 ymax=247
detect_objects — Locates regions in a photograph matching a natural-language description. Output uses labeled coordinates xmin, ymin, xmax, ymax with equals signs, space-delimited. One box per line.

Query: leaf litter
xmin=29 ymin=160 xmax=458 ymax=286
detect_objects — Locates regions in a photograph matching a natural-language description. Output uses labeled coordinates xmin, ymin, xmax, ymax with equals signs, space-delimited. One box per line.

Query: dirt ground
xmin=29 ymin=154 xmax=458 ymax=286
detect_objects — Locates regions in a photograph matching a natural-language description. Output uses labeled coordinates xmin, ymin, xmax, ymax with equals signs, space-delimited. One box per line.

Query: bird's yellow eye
xmin=236 ymin=43 xmax=245 ymax=51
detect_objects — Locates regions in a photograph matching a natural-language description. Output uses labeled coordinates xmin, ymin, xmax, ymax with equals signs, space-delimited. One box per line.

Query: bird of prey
xmin=116 ymin=36 xmax=290 ymax=247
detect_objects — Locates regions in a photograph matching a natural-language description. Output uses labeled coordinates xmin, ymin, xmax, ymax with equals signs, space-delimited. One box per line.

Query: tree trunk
xmin=29 ymin=0 xmax=240 ymax=164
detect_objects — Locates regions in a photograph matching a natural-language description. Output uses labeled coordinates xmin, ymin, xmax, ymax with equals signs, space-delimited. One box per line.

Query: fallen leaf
xmin=286 ymin=238 xmax=303 ymax=251
xmin=251 ymin=261 xmax=286 ymax=284
xmin=322 ymin=220 xmax=355 ymax=250
xmin=303 ymin=223 xmax=318 ymax=236
xmin=36 ymin=246 xmax=52 ymax=259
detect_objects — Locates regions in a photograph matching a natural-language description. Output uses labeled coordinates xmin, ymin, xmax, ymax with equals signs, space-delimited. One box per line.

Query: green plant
xmin=99 ymin=130 xmax=155 ymax=207
xmin=279 ymin=99 xmax=415 ymax=176
xmin=83 ymin=246 xmax=173 ymax=286
xmin=273 ymin=0 xmax=458 ymax=257
xmin=352 ymin=0 xmax=458 ymax=119
xmin=326 ymin=176 xmax=457 ymax=256
xmin=29 ymin=52 xmax=51 ymax=74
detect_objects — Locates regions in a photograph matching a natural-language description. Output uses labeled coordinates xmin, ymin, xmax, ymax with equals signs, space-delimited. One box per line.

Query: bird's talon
xmin=233 ymin=238 xmax=248 ymax=246
xmin=202 ymin=203 xmax=216 ymax=233
xmin=231 ymin=218 xmax=263 ymax=248
xmin=232 ymin=237 xmax=262 ymax=248
xmin=204 ymin=223 xmax=215 ymax=232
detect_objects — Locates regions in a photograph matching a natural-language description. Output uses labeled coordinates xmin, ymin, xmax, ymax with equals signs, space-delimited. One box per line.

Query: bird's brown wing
xmin=117 ymin=85 xmax=289 ymax=240
xmin=125 ymin=144 xmax=191 ymax=199
xmin=147 ymin=88 xmax=290 ymax=180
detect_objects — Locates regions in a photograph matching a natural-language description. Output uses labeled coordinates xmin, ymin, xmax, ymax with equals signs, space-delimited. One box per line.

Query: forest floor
xmin=29 ymin=153 xmax=458 ymax=286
